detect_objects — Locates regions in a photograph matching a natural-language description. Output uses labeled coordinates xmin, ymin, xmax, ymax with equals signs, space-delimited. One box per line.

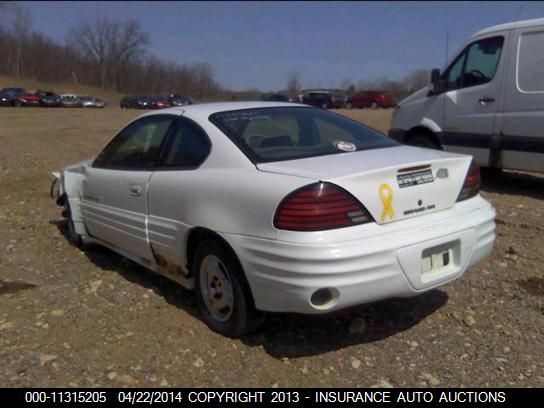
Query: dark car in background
xmin=80 ymin=96 xmax=106 ymax=108
xmin=36 ymin=90 xmax=62 ymax=107
xmin=168 ymin=94 xmax=192 ymax=107
xmin=302 ymin=90 xmax=346 ymax=109
xmin=120 ymin=95 xmax=153 ymax=109
xmin=345 ymin=90 xmax=396 ymax=109
xmin=2 ymin=87 xmax=40 ymax=106
xmin=0 ymin=92 xmax=14 ymax=106
xmin=264 ymin=94 xmax=290 ymax=102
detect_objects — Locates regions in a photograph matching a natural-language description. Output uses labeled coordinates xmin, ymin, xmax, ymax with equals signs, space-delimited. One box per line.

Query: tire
xmin=406 ymin=135 xmax=441 ymax=150
xmin=193 ymin=239 xmax=264 ymax=337
xmin=65 ymin=202 xmax=83 ymax=248
xmin=370 ymin=101 xmax=379 ymax=109
xmin=345 ymin=102 xmax=353 ymax=110
xmin=321 ymin=102 xmax=329 ymax=109
xmin=13 ymin=99 xmax=22 ymax=107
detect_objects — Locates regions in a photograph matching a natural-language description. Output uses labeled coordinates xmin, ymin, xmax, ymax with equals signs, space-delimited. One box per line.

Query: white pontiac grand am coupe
xmin=52 ymin=102 xmax=496 ymax=336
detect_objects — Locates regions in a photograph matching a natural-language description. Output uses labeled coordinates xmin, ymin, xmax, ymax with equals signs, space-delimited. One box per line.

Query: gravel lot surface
xmin=0 ymin=107 xmax=542 ymax=387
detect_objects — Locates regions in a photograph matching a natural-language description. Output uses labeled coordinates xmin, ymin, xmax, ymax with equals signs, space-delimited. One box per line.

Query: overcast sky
xmin=21 ymin=1 xmax=544 ymax=91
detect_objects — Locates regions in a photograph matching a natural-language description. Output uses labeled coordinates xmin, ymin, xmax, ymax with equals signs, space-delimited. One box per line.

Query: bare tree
xmin=403 ymin=68 xmax=429 ymax=92
xmin=68 ymin=16 xmax=149 ymax=90
xmin=4 ymin=3 xmax=32 ymax=78
xmin=286 ymin=71 xmax=302 ymax=97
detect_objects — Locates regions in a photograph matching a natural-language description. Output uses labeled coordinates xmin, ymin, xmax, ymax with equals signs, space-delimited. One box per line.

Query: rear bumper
xmin=222 ymin=197 xmax=495 ymax=314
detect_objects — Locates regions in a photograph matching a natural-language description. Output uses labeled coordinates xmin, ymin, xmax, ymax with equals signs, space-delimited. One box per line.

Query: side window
xmin=160 ymin=119 xmax=211 ymax=168
xmin=444 ymin=36 xmax=504 ymax=91
xmin=93 ymin=116 xmax=174 ymax=169
xmin=517 ymin=31 xmax=544 ymax=93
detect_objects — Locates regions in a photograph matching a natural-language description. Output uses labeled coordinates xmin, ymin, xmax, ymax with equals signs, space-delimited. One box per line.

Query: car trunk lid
xmin=257 ymin=146 xmax=472 ymax=224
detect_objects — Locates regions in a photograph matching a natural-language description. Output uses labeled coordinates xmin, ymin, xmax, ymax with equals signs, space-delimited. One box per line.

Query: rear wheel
xmin=13 ymin=99 xmax=22 ymax=107
xmin=345 ymin=102 xmax=353 ymax=110
xmin=193 ymin=239 xmax=264 ymax=337
xmin=321 ymin=102 xmax=329 ymax=109
xmin=370 ymin=101 xmax=379 ymax=109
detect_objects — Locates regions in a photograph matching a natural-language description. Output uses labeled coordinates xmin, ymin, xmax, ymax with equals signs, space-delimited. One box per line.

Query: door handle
xmin=478 ymin=96 xmax=495 ymax=105
xmin=129 ymin=184 xmax=142 ymax=196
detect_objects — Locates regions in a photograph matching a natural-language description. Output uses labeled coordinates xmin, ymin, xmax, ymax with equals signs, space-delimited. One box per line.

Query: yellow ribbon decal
xmin=379 ymin=183 xmax=394 ymax=222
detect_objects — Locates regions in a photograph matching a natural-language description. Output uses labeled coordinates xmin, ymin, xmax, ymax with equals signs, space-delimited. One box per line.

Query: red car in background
xmin=151 ymin=97 xmax=170 ymax=109
xmin=345 ymin=90 xmax=396 ymax=109
xmin=1 ymin=87 xmax=41 ymax=106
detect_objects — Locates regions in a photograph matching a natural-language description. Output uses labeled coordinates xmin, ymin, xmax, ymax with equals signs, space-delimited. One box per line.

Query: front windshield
xmin=209 ymin=107 xmax=397 ymax=163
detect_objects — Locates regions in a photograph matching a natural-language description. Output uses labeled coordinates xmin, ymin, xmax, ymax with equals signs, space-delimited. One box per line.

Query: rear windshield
xmin=209 ymin=107 xmax=397 ymax=163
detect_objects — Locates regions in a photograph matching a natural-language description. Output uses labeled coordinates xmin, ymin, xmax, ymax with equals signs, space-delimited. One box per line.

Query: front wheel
xmin=370 ymin=101 xmax=379 ymax=109
xmin=193 ymin=239 xmax=264 ymax=337
xmin=64 ymin=202 xmax=83 ymax=248
xmin=345 ymin=102 xmax=353 ymax=110
xmin=321 ymin=102 xmax=329 ymax=109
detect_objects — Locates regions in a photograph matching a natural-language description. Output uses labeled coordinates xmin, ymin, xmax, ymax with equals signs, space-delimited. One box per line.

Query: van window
xmin=444 ymin=36 xmax=504 ymax=90
xmin=517 ymin=31 xmax=544 ymax=93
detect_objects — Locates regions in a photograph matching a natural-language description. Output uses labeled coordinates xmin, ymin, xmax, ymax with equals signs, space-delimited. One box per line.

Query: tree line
xmin=0 ymin=3 xmax=430 ymax=102
xmin=0 ymin=4 xmax=223 ymax=100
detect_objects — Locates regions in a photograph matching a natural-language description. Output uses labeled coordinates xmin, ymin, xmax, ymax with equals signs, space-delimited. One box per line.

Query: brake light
xmin=457 ymin=160 xmax=480 ymax=201
xmin=274 ymin=182 xmax=372 ymax=231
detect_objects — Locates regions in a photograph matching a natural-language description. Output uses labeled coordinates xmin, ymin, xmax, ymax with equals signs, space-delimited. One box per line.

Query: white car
xmin=51 ymin=102 xmax=496 ymax=336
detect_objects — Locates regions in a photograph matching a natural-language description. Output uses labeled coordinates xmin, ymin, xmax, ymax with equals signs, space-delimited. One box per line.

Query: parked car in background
xmin=0 ymin=92 xmax=14 ymax=106
xmin=59 ymin=94 xmax=81 ymax=107
xmin=51 ymin=101 xmax=495 ymax=336
xmin=14 ymin=92 xmax=40 ymax=107
xmin=345 ymin=91 xmax=396 ymax=109
xmin=1 ymin=87 xmax=26 ymax=99
xmin=36 ymin=90 xmax=62 ymax=107
xmin=302 ymin=90 xmax=346 ymax=109
xmin=80 ymin=96 xmax=106 ymax=108
xmin=168 ymin=94 xmax=192 ymax=107
xmin=120 ymin=95 xmax=153 ymax=109
xmin=389 ymin=17 xmax=544 ymax=173
xmin=151 ymin=96 xmax=170 ymax=109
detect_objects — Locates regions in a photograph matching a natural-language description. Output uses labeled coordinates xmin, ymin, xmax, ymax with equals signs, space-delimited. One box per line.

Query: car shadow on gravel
xmin=241 ymin=290 xmax=448 ymax=358
xmin=480 ymin=169 xmax=544 ymax=200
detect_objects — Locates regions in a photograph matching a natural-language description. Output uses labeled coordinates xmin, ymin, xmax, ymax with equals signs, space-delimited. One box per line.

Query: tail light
xmin=457 ymin=160 xmax=480 ymax=202
xmin=274 ymin=182 xmax=373 ymax=231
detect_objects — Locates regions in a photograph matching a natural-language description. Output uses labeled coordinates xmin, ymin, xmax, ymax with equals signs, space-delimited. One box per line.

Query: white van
xmin=389 ymin=18 xmax=544 ymax=173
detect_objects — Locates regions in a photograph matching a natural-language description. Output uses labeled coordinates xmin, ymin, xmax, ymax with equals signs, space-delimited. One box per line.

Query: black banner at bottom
xmin=1 ymin=388 xmax=541 ymax=406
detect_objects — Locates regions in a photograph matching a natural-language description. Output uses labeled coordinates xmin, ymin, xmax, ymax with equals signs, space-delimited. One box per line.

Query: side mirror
xmin=430 ymin=68 xmax=443 ymax=94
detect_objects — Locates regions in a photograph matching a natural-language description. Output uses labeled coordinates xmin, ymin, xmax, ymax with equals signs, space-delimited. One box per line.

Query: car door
xmin=81 ymin=114 xmax=176 ymax=261
xmin=146 ymin=117 xmax=212 ymax=276
xmin=442 ymin=35 xmax=506 ymax=165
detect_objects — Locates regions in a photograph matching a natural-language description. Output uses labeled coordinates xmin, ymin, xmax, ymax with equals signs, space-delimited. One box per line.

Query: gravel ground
xmin=0 ymin=107 xmax=543 ymax=387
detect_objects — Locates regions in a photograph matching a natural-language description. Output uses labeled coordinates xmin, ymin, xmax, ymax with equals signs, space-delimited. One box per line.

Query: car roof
xmin=136 ymin=101 xmax=304 ymax=119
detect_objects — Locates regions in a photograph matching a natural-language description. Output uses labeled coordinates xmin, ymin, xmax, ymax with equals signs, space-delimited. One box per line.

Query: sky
xmin=18 ymin=1 xmax=544 ymax=91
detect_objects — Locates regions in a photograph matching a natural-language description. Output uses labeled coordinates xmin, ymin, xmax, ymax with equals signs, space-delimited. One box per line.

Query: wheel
xmin=65 ymin=202 xmax=83 ymax=248
xmin=321 ymin=102 xmax=329 ymax=109
xmin=345 ymin=102 xmax=353 ymax=110
xmin=13 ymin=99 xmax=22 ymax=107
xmin=193 ymin=239 xmax=264 ymax=337
xmin=370 ymin=101 xmax=379 ymax=109
xmin=406 ymin=135 xmax=441 ymax=150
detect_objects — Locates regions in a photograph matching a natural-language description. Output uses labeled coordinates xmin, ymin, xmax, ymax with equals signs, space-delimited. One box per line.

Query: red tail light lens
xmin=274 ymin=182 xmax=372 ymax=231
xmin=457 ymin=159 xmax=481 ymax=202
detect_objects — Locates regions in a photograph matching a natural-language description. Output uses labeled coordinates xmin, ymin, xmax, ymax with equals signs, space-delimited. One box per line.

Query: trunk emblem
xmin=436 ymin=168 xmax=449 ymax=179
xmin=378 ymin=183 xmax=395 ymax=222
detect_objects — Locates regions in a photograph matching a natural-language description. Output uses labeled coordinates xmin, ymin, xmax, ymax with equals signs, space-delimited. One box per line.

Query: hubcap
xmin=199 ymin=255 xmax=234 ymax=322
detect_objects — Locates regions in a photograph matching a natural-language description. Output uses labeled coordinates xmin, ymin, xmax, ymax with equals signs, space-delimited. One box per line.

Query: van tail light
xmin=457 ymin=159 xmax=481 ymax=202
xmin=274 ymin=182 xmax=373 ymax=231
